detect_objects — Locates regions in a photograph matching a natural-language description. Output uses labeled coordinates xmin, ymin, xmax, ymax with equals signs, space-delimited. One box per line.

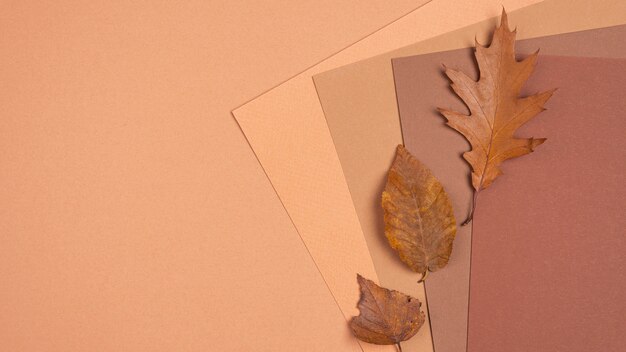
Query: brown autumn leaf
xmin=350 ymin=274 xmax=425 ymax=348
xmin=382 ymin=145 xmax=457 ymax=282
xmin=438 ymin=9 xmax=555 ymax=225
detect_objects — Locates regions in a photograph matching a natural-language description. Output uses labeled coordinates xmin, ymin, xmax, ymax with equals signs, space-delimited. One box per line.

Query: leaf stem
xmin=417 ymin=268 xmax=429 ymax=283
xmin=396 ymin=342 xmax=403 ymax=352
xmin=462 ymin=190 xmax=480 ymax=226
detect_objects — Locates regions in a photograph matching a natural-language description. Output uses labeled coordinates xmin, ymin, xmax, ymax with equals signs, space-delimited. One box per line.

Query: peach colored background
xmin=232 ymin=2 xmax=541 ymax=352
xmin=0 ymin=1 xmax=425 ymax=351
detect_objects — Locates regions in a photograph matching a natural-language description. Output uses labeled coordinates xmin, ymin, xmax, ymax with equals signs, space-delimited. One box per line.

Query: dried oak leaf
xmin=438 ymin=9 xmax=555 ymax=224
xmin=350 ymin=274 xmax=425 ymax=346
xmin=382 ymin=145 xmax=456 ymax=282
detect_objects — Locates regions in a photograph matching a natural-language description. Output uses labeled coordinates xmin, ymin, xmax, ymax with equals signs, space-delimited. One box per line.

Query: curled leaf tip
xmin=417 ymin=269 xmax=429 ymax=283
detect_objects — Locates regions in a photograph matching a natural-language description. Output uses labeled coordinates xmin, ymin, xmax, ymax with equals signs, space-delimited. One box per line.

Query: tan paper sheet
xmin=232 ymin=2 xmax=542 ymax=351
xmin=391 ymin=24 xmax=626 ymax=352
xmin=0 ymin=1 xmax=425 ymax=351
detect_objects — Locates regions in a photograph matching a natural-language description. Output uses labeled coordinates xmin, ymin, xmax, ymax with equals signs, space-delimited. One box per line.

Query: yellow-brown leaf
xmin=382 ymin=145 xmax=456 ymax=280
xmin=438 ymin=10 xmax=555 ymax=224
xmin=350 ymin=274 xmax=425 ymax=345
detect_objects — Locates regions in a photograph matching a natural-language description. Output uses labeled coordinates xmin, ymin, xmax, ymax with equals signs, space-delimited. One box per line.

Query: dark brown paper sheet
xmin=389 ymin=25 xmax=626 ymax=352
xmin=394 ymin=52 xmax=626 ymax=351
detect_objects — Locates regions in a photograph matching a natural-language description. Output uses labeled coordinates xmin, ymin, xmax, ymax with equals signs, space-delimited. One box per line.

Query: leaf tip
xmin=436 ymin=107 xmax=449 ymax=116
xmin=475 ymin=35 xmax=484 ymax=48
xmin=417 ymin=268 xmax=429 ymax=283
xmin=500 ymin=7 xmax=510 ymax=31
xmin=532 ymin=138 xmax=547 ymax=150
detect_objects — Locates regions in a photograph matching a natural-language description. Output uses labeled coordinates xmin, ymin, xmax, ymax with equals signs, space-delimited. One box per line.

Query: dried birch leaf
xmin=438 ymin=9 xmax=555 ymax=224
xmin=350 ymin=274 xmax=425 ymax=346
xmin=382 ymin=145 xmax=457 ymax=282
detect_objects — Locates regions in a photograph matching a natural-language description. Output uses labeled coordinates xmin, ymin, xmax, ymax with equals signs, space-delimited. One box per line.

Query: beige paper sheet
xmin=233 ymin=1 xmax=543 ymax=351
xmin=314 ymin=1 xmax=626 ymax=352
xmin=0 ymin=1 xmax=426 ymax=351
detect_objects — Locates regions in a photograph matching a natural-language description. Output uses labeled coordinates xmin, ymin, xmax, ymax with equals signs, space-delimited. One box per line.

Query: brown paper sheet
xmin=232 ymin=2 xmax=542 ymax=351
xmin=391 ymin=24 xmax=626 ymax=352
xmin=314 ymin=1 xmax=626 ymax=351
xmin=0 ymin=1 xmax=427 ymax=350
xmin=476 ymin=56 xmax=623 ymax=351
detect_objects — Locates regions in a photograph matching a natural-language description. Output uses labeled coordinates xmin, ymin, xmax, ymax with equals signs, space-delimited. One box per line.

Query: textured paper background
xmin=469 ymin=56 xmax=624 ymax=351
xmin=0 ymin=1 xmax=425 ymax=351
xmin=391 ymin=23 xmax=626 ymax=352
xmin=232 ymin=2 xmax=542 ymax=351
xmin=314 ymin=2 xmax=626 ymax=351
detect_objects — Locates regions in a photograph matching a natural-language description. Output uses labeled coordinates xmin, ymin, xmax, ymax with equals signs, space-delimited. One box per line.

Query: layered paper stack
xmin=234 ymin=0 xmax=626 ymax=351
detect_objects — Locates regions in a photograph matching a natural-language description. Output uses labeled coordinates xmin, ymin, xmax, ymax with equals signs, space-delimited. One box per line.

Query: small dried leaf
xmin=350 ymin=274 xmax=425 ymax=345
xmin=437 ymin=10 xmax=555 ymax=223
xmin=382 ymin=145 xmax=457 ymax=279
